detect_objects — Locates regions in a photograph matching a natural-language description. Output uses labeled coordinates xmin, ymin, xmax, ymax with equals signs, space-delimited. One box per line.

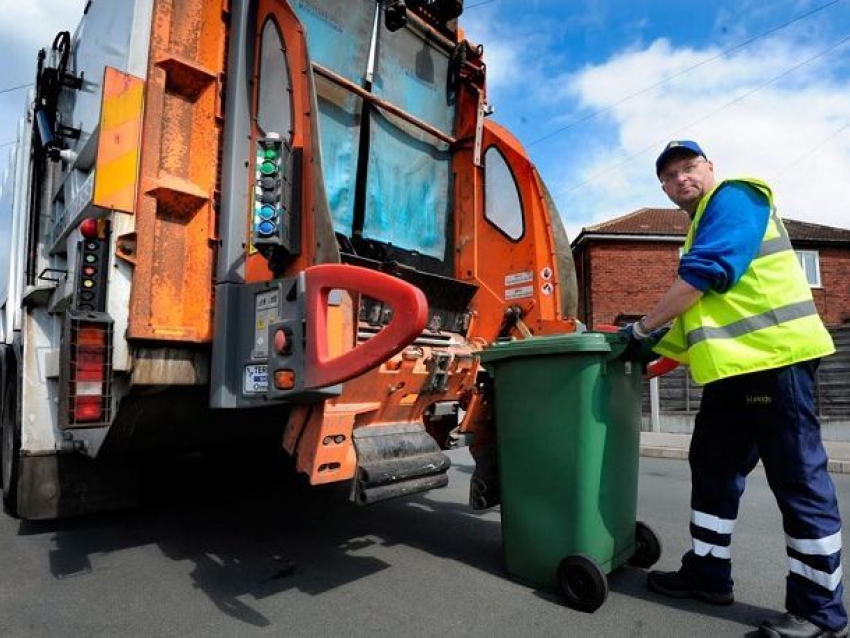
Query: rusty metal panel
xmin=128 ymin=0 xmax=226 ymax=342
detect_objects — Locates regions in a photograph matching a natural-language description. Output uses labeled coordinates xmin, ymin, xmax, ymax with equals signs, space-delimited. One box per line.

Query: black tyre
xmin=557 ymin=554 xmax=609 ymax=613
xmin=1 ymin=348 xmax=20 ymax=517
xmin=629 ymin=521 xmax=662 ymax=569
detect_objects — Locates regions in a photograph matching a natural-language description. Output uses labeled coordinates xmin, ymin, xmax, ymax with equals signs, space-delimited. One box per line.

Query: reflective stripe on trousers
xmin=787 ymin=530 xmax=844 ymax=592
xmin=691 ymin=510 xmax=735 ymax=559
xmin=683 ymin=361 xmax=846 ymax=631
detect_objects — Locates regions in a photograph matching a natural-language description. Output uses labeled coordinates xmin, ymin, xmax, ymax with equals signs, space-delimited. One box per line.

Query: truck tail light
xmin=61 ymin=313 xmax=114 ymax=427
xmin=274 ymin=369 xmax=296 ymax=390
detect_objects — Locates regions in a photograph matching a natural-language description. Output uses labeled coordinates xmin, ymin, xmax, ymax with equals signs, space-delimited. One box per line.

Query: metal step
xmin=351 ymin=422 xmax=450 ymax=505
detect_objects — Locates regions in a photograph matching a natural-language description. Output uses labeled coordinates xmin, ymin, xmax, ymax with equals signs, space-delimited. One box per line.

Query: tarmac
xmin=640 ymin=431 xmax=850 ymax=474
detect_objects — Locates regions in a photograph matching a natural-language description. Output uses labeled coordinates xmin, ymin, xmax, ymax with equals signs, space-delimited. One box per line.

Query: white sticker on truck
xmin=253 ymin=290 xmax=280 ymax=359
xmin=505 ymin=271 xmax=533 ymax=286
xmin=244 ymin=365 xmax=268 ymax=394
xmin=505 ymin=285 xmax=533 ymax=300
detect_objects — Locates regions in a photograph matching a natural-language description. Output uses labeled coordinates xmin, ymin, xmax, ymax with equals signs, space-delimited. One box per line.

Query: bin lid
xmin=479 ymin=332 xmax=627 ymax=364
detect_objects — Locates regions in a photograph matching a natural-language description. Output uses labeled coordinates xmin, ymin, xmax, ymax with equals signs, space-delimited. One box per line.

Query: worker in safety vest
xmin=623 ymin=140 xmax=845 ymax=638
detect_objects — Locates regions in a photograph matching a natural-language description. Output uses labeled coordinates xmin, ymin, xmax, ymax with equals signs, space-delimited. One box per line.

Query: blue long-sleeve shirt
xmin=678 ymin=182 xmax=771 ymax=293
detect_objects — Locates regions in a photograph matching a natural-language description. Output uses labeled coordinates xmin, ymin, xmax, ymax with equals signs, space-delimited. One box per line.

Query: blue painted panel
xmin=315 ymin=93 xmax=359 ymax=235
xmin=363 ymin=24 xmax=454 ymax=258
xmin=372 ymin=24 xmax=455 ymax=134
xmin=363 ymin=111 xmax=451 ymax=259
xmin=293 ymin=0 xmax=375 ymax=83
xmin=294 ymin=0 xmax=374 ymax=234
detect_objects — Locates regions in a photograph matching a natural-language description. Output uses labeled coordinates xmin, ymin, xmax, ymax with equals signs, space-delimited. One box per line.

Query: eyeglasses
xmin=660 ymin=158 xmax=706 ymax=185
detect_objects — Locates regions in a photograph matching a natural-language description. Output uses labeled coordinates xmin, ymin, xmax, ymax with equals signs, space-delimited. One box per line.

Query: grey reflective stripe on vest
xmin=755 ymin=214 xmax=793 ymax=259
xmin=686 ymin=299 xmax=819 ymax=348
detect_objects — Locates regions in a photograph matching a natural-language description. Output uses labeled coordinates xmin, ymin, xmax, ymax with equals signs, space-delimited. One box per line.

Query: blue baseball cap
xmin=656 ymin=140 xmax=706 ymax=177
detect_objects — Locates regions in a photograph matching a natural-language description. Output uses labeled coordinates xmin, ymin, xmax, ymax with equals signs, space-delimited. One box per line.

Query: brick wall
xmin=575 ymin=239 xmax=850 ymax=328
xmin=576 ymin=241 xmax=681 ymax=327
xmin=812 ymin=247 xmax=850 ymax=326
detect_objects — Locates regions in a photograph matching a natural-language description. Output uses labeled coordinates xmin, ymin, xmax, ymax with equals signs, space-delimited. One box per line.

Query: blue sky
xmin=1 ymin=0 xmax=849 ymax=244
xmin=461 ymin=0 xmax=850 ymax=239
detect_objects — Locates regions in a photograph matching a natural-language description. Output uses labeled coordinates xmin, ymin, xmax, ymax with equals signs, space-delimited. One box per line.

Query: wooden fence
xmin=642 ymin=325 xmax=850 ymax=418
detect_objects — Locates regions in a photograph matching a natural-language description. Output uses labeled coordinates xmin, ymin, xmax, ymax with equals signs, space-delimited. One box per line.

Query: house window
xmin=795 ymin=250 xmax=821 ymax=287
xmin=484 ymin=146 xmax=524 ymax=240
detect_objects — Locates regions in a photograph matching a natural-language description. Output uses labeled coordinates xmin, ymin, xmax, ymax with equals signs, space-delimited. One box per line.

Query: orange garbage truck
xmin=0 ymin=0 xmax=577 ymax=519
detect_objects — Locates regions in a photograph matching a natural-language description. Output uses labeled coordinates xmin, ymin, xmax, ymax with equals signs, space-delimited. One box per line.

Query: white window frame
xmin=795 ymin=250 xmax=822 ymax=288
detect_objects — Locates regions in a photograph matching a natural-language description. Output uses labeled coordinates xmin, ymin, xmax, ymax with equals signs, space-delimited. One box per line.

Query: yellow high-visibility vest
xmin=653 ymin=178 xmax=834 ymax=384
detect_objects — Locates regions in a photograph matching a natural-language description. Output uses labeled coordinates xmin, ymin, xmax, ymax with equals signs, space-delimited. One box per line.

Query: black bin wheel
xmin=557 ymin=554 xmax=609 ymax=613
xmin=628 ymin=521 xmax=662 ymax=569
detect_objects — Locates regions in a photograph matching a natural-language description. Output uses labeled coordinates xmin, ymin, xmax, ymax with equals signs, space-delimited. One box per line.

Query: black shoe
xmin=647 ymin=569 xmax=734 ymax=606
xmin=759 ymin=613 xmax=848 ymax=638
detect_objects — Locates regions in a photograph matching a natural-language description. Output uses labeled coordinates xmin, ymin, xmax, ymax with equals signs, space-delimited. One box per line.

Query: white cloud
xmin=0 ymin=0 xmax=87 ymax=53
xmin=0 ymin=0 xmax=87 ymax=184
xmin=461 ymin=10 xmax=531 ymax=92
xmin=548 ymin=36 xmax=850 ymax=239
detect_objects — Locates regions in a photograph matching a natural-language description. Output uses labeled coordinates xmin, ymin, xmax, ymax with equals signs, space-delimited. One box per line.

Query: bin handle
xmin=592 ymin=324 xmax=679 ymax=379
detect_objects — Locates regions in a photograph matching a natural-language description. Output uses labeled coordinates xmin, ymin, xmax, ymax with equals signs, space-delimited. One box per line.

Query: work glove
xmin=620 ymin=320 xmax=669 ymax=364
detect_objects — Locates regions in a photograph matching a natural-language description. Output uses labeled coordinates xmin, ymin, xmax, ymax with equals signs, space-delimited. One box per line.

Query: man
xmin=626 ymin=140 xmax=846 ymax=638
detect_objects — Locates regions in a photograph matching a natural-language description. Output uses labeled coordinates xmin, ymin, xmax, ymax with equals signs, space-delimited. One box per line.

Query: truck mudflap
xmin=352 ymin=423 xmax=450 ymax=505
xmin=14 ymin=453 xmax=139 ymax=520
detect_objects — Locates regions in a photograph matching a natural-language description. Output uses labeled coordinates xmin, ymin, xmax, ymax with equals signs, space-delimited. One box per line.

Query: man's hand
xmin=620 ymin=319 xmax=669 ymax=363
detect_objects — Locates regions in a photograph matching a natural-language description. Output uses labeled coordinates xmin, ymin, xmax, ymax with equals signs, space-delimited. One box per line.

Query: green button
xmin=264 ymin=149 xmax=278 ymax=159
xmin=260 ymin=160 xmax=277 ymax=176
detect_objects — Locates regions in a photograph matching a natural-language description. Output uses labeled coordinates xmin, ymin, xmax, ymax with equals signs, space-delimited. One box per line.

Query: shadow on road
xmin=530 ymin=566 xmax=775 ymax=634
xmin=14 ymin=448 xmax=503 ymax=628
xmin=608 ymin=566 xmax=775 ymax=632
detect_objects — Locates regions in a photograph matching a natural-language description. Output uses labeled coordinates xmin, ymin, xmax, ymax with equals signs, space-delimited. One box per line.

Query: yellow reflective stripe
xmin=655 ymin=340 xmax=687 ymax=355
xmin=786 ymin=530 xmax=842 ymax=556
xmin=93 ymin=67 xmax=144 ymax=214
xmin=788 ymin=558 xmax=843 ymax=591
xmin=686 ymin=300 xmax=819 ymax=347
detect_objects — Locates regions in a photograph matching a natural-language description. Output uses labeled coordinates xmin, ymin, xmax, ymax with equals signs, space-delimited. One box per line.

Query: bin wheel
xmin=629 ymin=521 xmax=662 ymax=569
xmin=557 ymin=555 xmax=609 ymax=613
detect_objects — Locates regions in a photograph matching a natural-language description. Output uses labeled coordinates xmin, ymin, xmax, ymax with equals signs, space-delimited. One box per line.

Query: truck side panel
xmin=127 ymin=0 xmax=227 ymax=343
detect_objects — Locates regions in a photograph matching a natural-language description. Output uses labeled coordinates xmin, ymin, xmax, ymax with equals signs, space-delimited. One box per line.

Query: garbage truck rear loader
xmin=0 ymin=0 xmax=577 ymax=519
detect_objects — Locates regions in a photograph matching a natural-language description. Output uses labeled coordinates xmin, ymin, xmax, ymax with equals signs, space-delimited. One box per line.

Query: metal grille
xmin=61 ymin=312 xmax=114 ymax=428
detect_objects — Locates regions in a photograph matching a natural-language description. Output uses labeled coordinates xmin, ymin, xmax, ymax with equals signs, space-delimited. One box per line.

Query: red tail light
xmin=62 ymin=315 xmax=113 ymax=427
xmin=74 ymin=396 xmax=104 ymax=421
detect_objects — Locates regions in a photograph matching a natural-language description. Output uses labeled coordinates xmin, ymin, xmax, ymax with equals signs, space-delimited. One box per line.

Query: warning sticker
xmin=505 ymin=285 xmax=533 ymax=300
xmin=244 ymin=364 xmax=268 ymax=394
xmin=505 ymin=271 xmax=533 ymax=286
xmin=254 ymin=290 xmax=280 ymax=359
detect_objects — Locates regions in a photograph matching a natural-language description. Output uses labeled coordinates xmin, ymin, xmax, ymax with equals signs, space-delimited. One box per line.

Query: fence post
xmin=650 ymin=376 xmax=661 ymax=432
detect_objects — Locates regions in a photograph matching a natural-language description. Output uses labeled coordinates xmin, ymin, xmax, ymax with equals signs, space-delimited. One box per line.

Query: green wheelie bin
xmin=479 ymin=332 xmax=661 ymax=612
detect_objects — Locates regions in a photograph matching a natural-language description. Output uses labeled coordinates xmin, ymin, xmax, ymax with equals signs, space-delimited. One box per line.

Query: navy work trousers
xmin=681 ymin=359 xmax=847 ymax=631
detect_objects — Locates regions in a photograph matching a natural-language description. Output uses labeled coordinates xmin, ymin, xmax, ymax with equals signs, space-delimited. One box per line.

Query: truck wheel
xmin=1 ymin=352 xmax=20 ymax=517
xmin=628 ymin=521 xmax=662 ymax=569
xmin=557 ymin=554 xmax=608 ymax=613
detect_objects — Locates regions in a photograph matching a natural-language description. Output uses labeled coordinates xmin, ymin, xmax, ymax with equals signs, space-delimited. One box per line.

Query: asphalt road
xmin=1 ymin=448 xmax=848 ymax=637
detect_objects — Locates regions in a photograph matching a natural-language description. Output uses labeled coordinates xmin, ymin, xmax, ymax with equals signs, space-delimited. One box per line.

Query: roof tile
xmin=582 ymin=208 xmax=850 ymax=243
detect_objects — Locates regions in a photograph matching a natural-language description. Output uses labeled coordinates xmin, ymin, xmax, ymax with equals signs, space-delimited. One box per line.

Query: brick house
xmin=571 ymin=208 xmax=850 ymax=328
xmin=571 ymin=208 xmax=850 ymax=428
